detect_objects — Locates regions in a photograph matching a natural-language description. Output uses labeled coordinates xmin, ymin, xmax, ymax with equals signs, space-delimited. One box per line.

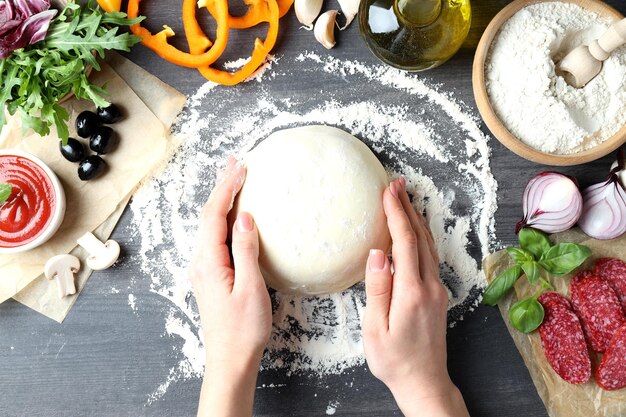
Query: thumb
xmin=231 ymin=212 xmax=264 ymax=290
xmin=364 ymin=249 xmax=392 ymax=333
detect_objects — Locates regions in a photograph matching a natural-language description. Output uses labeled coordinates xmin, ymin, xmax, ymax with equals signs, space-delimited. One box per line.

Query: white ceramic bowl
xmin=0 ymin=150 xmax=66 ymax=254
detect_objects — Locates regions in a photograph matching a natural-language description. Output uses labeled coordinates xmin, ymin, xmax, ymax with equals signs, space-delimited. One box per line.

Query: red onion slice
xmin=516 ymin=172 xmax=583 ymax=234
xmin=578 ymin=178 xmax=626 ymax=240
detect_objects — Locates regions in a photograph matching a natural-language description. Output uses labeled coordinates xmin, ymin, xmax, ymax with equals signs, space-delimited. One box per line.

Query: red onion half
xmin=516 ymin=172 xmax=583 ymax=234
xmin=579 ymin=152 xmax=626 ymax=240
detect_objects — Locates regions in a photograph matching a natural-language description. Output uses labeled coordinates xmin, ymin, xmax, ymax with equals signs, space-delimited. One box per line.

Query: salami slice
xmin=538 ymin=292 xmax=591 ymax=384
xmin=538 ymin=292 xmax=570 ymax=309
xmin=596 ymin=324 xmax=626 ymax=390
xmin=594 ymin=258 xmax=626 ymax=314
xmin=570 ymin=272 xmax=626 ymax=353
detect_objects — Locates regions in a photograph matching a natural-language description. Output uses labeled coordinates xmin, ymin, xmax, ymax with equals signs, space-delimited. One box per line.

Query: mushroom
xmin=44 ymin=255 xmax=80 ymax=299
xmin=77 ymin=232 xmax=120 ymax=271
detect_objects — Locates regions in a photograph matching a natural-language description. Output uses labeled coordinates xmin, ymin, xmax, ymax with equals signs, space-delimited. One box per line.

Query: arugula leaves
xmin=0 ymin=1 xmax=143 ymax=143
xmin=0 ymin=183 xmax=12 ymax=205
xmin=483 ymin=227 xmax=591 ymax=333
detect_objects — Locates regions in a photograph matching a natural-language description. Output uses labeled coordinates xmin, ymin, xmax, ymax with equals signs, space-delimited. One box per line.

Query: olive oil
xmin=359 ymin=0 xmax=471 ymax=71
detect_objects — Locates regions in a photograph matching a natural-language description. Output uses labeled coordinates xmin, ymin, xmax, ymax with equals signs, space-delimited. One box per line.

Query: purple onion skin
xmin=516 ymin=172 xmax=583 ymax=234
xmin=0 ymin=0 xmax=57 ymax=60
xmin=578 ymin=177 xmax=626 ymax=240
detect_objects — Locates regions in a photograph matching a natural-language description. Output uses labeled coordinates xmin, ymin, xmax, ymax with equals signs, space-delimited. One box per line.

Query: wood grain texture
xmin=1 ymin=0 xmax=625 ymax=416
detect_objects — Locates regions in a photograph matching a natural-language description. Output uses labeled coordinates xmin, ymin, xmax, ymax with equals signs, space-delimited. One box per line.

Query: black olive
xmin=78 ymin=156 xmax=106 ymax=181
xmin=97 ymin=104 xmax=123 ymax=124
xmin=59 ymin=138 xmax=85 ymax=162
xmin=75 ymin=111 xmax=100 ymax=138
xmin=89 ymin=126 xmax=117 ymax=155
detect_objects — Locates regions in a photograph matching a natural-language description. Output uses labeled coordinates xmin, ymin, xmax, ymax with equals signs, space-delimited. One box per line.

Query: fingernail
xmin=389 ymin=181 xmax=399 ymax=198
xmin=236 ymin=212 xmax=254 ymax=232
xmin=369 ymin=249 xmax=386 ymax=271
xmin=398 ymin=176 xmax=406 ymax=191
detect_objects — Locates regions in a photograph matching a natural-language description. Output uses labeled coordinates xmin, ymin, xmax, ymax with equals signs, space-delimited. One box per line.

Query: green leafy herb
xmin=483 ymin=227 xmax=591 ymax=309
xmin=539 ymin=243 xmax=592 ymax=275
xmin=521 ymin=261 xmax=540 ymax=284
xmin=506 ymin=247 xmax=533 ymax=264
xmin=0 ymin=183 xmax=12 ymax=204
xmin=483 ymin=265 xmax=522 ymax=306
xmin=519 ymin=227 xmax=551 ymax=259
xmin=0 ymin=1 xmax=143 ymax=143
xmin=509 ymin=297 xmax=545 ymax=334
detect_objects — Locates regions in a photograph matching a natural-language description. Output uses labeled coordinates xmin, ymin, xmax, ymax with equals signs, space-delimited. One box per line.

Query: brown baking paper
xmin=0 ymin=60 xmax=186 ymax=322
xmin=483 ymin=228 xmax=626 ymax=417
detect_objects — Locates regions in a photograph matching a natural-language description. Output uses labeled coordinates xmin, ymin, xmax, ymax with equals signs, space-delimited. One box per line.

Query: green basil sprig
xmin=0 ymin=183 xmax=11 ymax=204
xmin=483 ymin=227 xmax=591 ymax=333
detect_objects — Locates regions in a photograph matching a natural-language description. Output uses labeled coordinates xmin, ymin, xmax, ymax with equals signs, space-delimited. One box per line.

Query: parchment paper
xmin=0 ymin=60 xmax=186 ymax=322
xmin=483 ymin=229 xmax=626 ymax=417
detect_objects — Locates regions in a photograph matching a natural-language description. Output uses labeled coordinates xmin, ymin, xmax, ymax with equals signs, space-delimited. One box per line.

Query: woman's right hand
xmin=362 ymin=177 xmax=470 ymax=417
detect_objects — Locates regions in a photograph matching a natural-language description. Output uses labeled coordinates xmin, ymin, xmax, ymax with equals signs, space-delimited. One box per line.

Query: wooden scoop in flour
xmin=557 ymin=18 xmax=626 ymax=88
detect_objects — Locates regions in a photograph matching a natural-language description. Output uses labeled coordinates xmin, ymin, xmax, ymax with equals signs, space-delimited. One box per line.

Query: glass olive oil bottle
xmin=359 ymin=0 xmax=471 ymax=71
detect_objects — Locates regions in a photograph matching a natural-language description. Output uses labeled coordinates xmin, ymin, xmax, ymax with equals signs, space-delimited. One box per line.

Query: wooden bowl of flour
xmin=473 ymin=0 xmax=625 ymax=166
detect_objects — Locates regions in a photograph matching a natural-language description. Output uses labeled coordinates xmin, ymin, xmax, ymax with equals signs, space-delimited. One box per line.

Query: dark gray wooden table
xmin=1 ymin=1 xmax=624 ymax=416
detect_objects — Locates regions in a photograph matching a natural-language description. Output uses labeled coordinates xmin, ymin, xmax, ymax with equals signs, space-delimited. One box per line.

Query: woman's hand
xmin=362 ymin=177 xmax=469 ymax=417
xmin=189 ymin=157 xmax=271 ymax=417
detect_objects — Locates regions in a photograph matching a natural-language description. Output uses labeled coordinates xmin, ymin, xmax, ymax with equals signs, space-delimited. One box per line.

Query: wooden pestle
xmin=558 ymin=18 xmax=626 ymax=88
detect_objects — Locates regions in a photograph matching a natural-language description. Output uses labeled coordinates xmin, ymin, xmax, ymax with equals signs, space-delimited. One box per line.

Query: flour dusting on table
xmin=126 ymin=53 xmax=498 ymax=402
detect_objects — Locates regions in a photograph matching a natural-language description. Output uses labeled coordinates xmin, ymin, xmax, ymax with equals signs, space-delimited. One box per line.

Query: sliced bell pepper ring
xmin=97 ymin=0 xmax=122 ymax=12
xmin=127 ymin=0 xmax=228 ymax=68
xmin=189 ymin=0 xmax=280 ymax=86
xmin=204 ymin=0 xmax=293 ymax=29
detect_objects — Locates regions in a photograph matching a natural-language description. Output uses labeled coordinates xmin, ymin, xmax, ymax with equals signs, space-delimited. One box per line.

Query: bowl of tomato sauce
xmin=0 ymin=150 xmax=66 ymax=254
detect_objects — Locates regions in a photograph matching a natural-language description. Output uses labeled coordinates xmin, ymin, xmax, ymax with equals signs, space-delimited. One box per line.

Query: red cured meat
xmin=594 ymin=258 xmax=626 ymax=314
xmin=538 ymin=293 xmax=591 ymax=384
xmin=570 ymin=272 xmax=626 ymax=353
xmin=538 ymin=292 xmax=571 ymax=309
xmin=596 ymin=325 xmax=626 ymax=390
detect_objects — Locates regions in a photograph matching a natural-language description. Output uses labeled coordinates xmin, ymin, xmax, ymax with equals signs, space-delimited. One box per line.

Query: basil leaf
xmin=506 ymin=247 xmax=534 ymax=264
xmin=483 ymin=265 xmax=523 ymax=306
xmin=539 ymin=243 xmax=592 ymax=275
xmin=522 ymin=261 xmax=540 ymax=284
xmin=518 ymin=228 xmax=551 ymax=260
xmin=509 ymin=297 xmax=545 ymax=333
xmin=0 ymin=183 xmax=11 ymax=204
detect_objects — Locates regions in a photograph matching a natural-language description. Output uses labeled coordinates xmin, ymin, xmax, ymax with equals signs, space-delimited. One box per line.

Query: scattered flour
xmin=126 ymin=52 xmax=498 ymax=403
xmin=128 ymin=294 xmax=137 ymax=311
xmin=326 ymin=401 xmax=340 ymax=415
xmin=486 ymin=2 xmax=626 ymax=154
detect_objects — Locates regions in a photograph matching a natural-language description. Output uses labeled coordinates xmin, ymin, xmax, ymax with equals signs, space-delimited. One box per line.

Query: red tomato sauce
xmin=0 ymin=155 xmax=56 ymax=248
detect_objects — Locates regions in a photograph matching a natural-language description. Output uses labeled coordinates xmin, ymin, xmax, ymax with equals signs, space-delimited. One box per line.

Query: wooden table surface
xmin=1 ymin=0 xmax=625 ymax=416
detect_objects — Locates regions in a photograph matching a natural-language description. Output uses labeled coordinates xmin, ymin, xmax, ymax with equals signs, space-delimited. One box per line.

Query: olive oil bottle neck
xmin=395 ymin=0 xmax=442 ymax=27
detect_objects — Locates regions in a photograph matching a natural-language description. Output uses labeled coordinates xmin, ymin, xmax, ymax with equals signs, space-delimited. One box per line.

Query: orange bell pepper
xmin=188 ymin=0 xmax=280 ymax=86
xmin=127 ymin=0 xmax=228 ymax=68
xmin=204 ymin=0 xmax=293 ymax=29
xmin=96 ymin=0 xmax=121 ymax=12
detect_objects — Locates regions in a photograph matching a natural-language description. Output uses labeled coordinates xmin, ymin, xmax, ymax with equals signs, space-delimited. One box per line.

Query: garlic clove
xmin=314 ymin=10 xmax=339 ymax=49
xmin=295 ymin=0 xmax=324 ymax=30
xmin=337 ymin=0 xmax=360 ymax=29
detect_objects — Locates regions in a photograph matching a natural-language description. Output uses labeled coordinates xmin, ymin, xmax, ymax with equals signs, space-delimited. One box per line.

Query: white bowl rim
xmin=0 ymin=149 xmax=66 ymax=254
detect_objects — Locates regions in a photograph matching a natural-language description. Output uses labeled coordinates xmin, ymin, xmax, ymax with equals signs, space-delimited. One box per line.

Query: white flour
xmin=126 ymin=53 xmax=498 ymax=403
xmin=486 ymin=2 xmax=626 ymax=154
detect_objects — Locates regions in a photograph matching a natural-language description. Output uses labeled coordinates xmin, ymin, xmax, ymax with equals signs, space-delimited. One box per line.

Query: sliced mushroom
xmin=44 ymin=255 xmax=80 ymax=299
xmin=77 ymin=232 xmax=120 ymax=271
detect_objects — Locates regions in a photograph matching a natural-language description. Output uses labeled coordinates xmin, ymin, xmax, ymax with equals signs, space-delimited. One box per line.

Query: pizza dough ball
xmin=234 ymin=125 xmax=391 ymax=295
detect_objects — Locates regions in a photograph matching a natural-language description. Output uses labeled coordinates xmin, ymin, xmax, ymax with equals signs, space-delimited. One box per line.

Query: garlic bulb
xmin=314 ymin=10 xmax=339 ymax=49
xmin=610 ymin=160 xmax=626 ymax=188
xmin=295 ymin=0 xmax=324 ymax=29
xmin=337 ymin=0 xmax=360 ymax=29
